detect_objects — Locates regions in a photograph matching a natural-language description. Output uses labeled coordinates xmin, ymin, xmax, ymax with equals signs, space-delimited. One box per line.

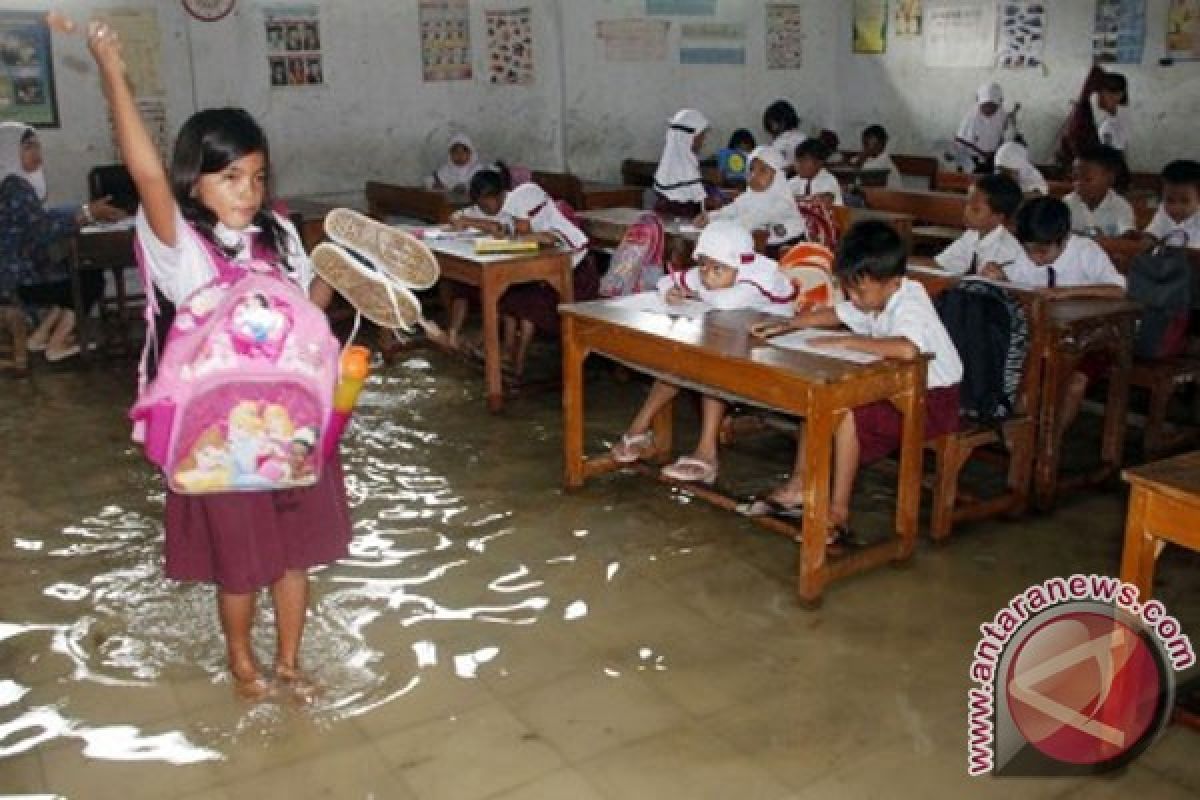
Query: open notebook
xmin=609 ymin=291 xmax=794 ymax=320
xmin=765 ymin=329 xmax=882 ymax=364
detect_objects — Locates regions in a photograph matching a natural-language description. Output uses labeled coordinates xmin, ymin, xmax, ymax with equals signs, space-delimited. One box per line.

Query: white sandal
xmin=660 ymin=456 xmax=718 ymax=485
xmin=611 ymin=431 xmax=655 ymax=464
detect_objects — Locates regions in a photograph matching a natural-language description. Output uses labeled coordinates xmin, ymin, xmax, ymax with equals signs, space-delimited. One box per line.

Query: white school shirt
xmin=834 ymin=277 xmax=963 ymax=389
xmin=771 ymin=130 xmax=807 ymax=165
xmin=789 ymin=168 xmax=844 ymax=206
xmin=1145 ymin=207 xmax=1200 ymax=249
xmin=135 ymin=207 xmax=313 ymax=305
xmin=861 ymin=151 xmax=902 ymax=188
xmin=955 ymin=107 xmax=1006 ymax=159
xmin=1098 ymin=113 xmax=1129 ymax=152
xmin=935 ymin=225 xmax=1026 ymax=276
xmin=658 ymin=256 xmax=795 ymax=315
xmin=708 ymin=180 xmax=807 ymax=245
xmin=1063 ymin=190 xmax=1135 ymax=236
xmin=1003 ymin=234 xmax=1126 ymax=289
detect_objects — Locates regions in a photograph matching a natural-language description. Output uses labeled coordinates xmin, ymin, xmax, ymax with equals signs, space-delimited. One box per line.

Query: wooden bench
xmin=832 ymin=206 xmax=915 ymax=249
xmin=861 ymin=187 xmax=966 ymax=251
xmin=892 ymin=154 xmax=940 ymax=190
xmin=620 ymin=158 xmax=658 ymax=189
xmin=532 ymin=170 xmax=644 ymax=211
xmin=933 ymin=170 xmax=1072 ymax=197
xmin=364 ymin=181 xmax=469 ymax=224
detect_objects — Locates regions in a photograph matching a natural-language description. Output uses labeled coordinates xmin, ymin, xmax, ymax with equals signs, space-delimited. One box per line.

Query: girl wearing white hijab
xmin=954 ymin=82 xmax=1008 ymax=172
xmin=427 ymin=133 xmax=481 ymax=192
xmin=0 ymin=122 xmax=124 ymax=361
xmin=698 ymin=146 xmax=807 ymax=252
xmin=652 ymin=109 xmax=710 ymax=217
xmin=994 ymin=141 xmax=1048 ymax=195
xmin=495 ymin=183 xmax=597 ymax=378
xmin=610 ymin=220 xmax=795 ymax=485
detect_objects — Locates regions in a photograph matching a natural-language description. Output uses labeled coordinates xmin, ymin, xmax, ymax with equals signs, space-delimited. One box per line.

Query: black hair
xmin=1076 ymin=144 xmax=1131 ymax=191
xmin=727 ymin=128 xmax=756 ymax=150
xmin=20 ymin=127 xmax=35 ymax=144
xmin=469 ymin=161 xmax=512 ymax=204
xmin=1099 ymin=72 xmax=1128 ymax=106
xmin=762 ymin=100 xmax=799 ymax=136
xmin=170 ymin=108 xmax=285 ymax=258
xmin=973 ymin=173 xmax=1024 ymax=219
xmin=1015 ymin=196 xmax=1071 ymax=246
xmin=834 ymin=220 xmax=907 ymax=285
xmin=1162 ymin=159 xmax=1200 ymax=190
xmin=794 ymin=138 xmax=830 ymax=163
xmin=862 ymin=124 xmax=889 ymax=146
xmin=817 ymin=129 xmax=840 ymax=152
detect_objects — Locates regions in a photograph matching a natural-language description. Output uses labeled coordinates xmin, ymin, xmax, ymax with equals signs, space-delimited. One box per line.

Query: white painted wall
xmin=27 ymin=0 xmax=1199 ymax=208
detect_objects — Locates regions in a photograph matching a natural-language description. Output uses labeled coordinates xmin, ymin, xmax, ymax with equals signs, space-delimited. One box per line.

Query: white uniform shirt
xmin=834 ymin=277 xmax=964 ymax=388
xmin=935 ymin=225 xmax=1026 ymax=276
xmin=955 ymin=107 xmax=1006 ymax=159
xmin=789 ymin=168 xmax=844 ymax=206
xmin=1063 ymin=190 xmax=1135 ymax=236
xmin=1098 ymin=113 xmax=1129 ymax=152
xmin=135 ymin=207 xmax=313 ymax=305
xmin=709 ymin=181 xmax=807 ymax=245
xmin=861 ymin=151 xmax=902 ymax=188
xmin=772 ymin=130 xmax=807 ymax=165
xmin=1003 ymin=234 xmax=1126 ymax=289
xmin=1145 ymin=207 xmax=1200 ymax=249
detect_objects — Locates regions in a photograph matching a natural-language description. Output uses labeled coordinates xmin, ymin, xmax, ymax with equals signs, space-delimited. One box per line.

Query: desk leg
xmin=480 ymin=275 xmax=504 ymax=413
xmin=562 ymin=316 xmax=586 ymax=489
xmin=894 ymin=375 xmax=925 ymax=562
xmin=1118 ymin=486 xmax=1156 ymax=601
xmin=1100 ymin=342 xmax=1131 ymax=480
xmin=69 ymin=239 xmax=90 ymax=364
xmin=798 ymin=407 xmax=835 ymax=609
xmin=1035 ymin=353 xmax=1073 ymax=511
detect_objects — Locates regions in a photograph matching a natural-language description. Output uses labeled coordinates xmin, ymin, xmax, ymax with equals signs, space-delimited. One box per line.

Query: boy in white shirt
xmin=935 ymin=173 xmax=1025 ymax=275
xmin=1144 ymin=160 xmax=1200 ymax=249
xmin=849 ymin=124 xmax=901 ymax=188
xmin=741 ymin=221 xmax=963 ymax=546
xmin=789 ymin=139 xmax=844 ymax=207
xmin=1064 ymin=145 xmax=1135 ymax=237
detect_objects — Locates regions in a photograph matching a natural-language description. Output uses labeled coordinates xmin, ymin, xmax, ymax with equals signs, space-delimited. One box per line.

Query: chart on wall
xmin=1093 ymin=0 xmax=1145 ymax=64
xmin=924 ymin=1 xmax=997 ymax=68
xmin=853 ymin=0 xmax=888 ymax=54
xmin=646 ymin=0 xmax=716 ymax=15
xmin=996 ymin=1 xmax=1046 ymax=68
xmin=419 ymin=0 xmax=472 ymax=81
xmin=104 ymin=7 xmax=164 ymax=96
xmin=894 ymin=0 xmax=923 ymax=36
xmin=264 ymin=5 xmax=324 ymax=88
xmin=595 ymin=18 xmax=669 ymax=63
xmin=0 ymin=12 xmax=58 ymax=127
xmin=1167 ymin=0 xmax=1200 ymax=61
xmin=680 ymin=21 xmax=745 ymax=64
xmin=486 ymin=7 xmax=534 ymax=84
xmin=765 ymin=3 xmax=804 ymax=70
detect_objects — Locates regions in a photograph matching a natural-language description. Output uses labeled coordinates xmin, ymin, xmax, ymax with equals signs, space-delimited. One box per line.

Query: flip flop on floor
xmin=611 ymin=431 xmax=655 ymax=464
xmin=312 ymin=242 xmax=422 ymax=331
xmin=324 ymin=208 xmax=441 ymax=291
xmin=736 ymin=495 xmax=804 ymax=520
xmin=660 ymin=456 xmax=717 ymax=485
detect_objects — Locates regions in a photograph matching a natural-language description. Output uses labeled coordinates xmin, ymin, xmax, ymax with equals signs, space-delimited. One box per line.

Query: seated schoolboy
xmin=610 ymin=221 xmax=795 ymax=485
xmin=983 ymin=196 xmax=1125 ymax=434
xmin=848 ymin=124 xmax=901 ymax=188
xmin=716 ymin=128 xmax=756 ymax=187
xmin=1064 ymin=145 xmax=1135 ymax=237
xmin=696 ymin=146 xmax=806 ymax=255
xmin=994 ymin=141 xmax=1048 ymax=196
xmin=789 ymin=139 xmax=843 ymax=207
xmin=740 ymin=221 xmax=962 ymax=545
xmin=1144 ymin=159 xmax=1200 ymax=249
xmin=934 ymin=173 xmax=1025 ymax=275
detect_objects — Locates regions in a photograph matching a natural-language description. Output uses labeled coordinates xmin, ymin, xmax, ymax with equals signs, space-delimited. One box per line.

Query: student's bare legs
xmin=764 ymin=414 xmax=857 ymax=527
xmin=28 ymin=306 xmax=62 ymax=350
xmin=511 ymin=319 xmax=536 ymax=378
xmin=612 ymin=379 xmax=680 ymax=461
xmin=45 ymin=308 xmax=77 ymax=352
xmin=217 ymin=590 xmax=267 ymax=698
xmin=1059 ymin=371 xmax=1088 ymax=436
xmin=271 ymin=569 xmax=318 ymax=699
xmin=691 ymin=396 xmax=727 ymax=466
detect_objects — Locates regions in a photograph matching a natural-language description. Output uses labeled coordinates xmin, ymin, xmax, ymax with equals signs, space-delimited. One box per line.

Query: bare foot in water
xmin=230 ymin=660 xmax=273 ymax=702
xmin=274 ymin=663 xmax=322 ymax=705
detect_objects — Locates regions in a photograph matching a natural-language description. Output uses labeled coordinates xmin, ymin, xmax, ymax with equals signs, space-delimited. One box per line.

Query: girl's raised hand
xmin=86 ymin=19 xmax=127 ymax=75
xmin=45 ymin=11 xmax=78 ymax=34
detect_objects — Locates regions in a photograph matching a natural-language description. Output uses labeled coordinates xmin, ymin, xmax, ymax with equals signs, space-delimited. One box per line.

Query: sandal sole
xmin=324 ymin=208 xmax=441 ymax=290
xmin=312 ymin=243 xmax=421 ymax=331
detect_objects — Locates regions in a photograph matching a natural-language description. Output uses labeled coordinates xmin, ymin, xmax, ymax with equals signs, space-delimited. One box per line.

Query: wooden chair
xmin=891 ymin=154 xmax=940 ymax=190
xmin=620 ymin=159 xmax=658 ymax=189
xmin=861 ymin=187 xmax=965 ymax=252
xmin=934 ymin=170 xmax=1072 ymax=197
xmin=364 ymin=180 xmax=463 ymax=223
xmin=910 ymin=270 xmax=1044 ymax=541
xmin=88 ymin=164 xmax=139 ymax=214
xmin=532 ymin=170 xmax=585 ymax=210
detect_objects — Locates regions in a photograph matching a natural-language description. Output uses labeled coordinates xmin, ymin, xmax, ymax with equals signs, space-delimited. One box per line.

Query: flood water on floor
xmin=1 ymin=348 xmax=1198 ymax=799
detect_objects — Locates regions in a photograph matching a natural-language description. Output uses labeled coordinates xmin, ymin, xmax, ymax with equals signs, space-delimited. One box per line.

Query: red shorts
xmin=853 ymin=385 xmax=961 ymax=465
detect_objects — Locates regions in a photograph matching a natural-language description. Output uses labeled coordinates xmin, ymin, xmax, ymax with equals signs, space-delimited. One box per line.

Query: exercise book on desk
xmin=611 ymin=291 xmax=711 ymax=319
xmin=473 ymin=237 xmax=540 ymax=254
xmin=766 ymin=329 xmax=882 ymax=364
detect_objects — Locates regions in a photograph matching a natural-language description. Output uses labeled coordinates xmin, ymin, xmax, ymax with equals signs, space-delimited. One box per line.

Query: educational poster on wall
xmin=1166 ymin=0 xmax=1200 ymax=61
xmin=264 ymin=5 xmax=324 ymax=88
xmin=765 ymin=4 xmax=804 ymax=70
xmin=0 ymin=12 xmax=58 ymax=127
xmin=646 ymin=0 xmax=717 ymax=15
xmin=595 ymin=18 xmax=669 ymax=62
xmin=103 ymin=8 xmax=164 ymax=96
xmin=419 ymin=0 xmax=472 ymax=81
xmin=853 ymin=0 xmax=888 ymax=54
xmin=996 ymin=1 xmax=1046 ymax=68
xmin=1093 ymin=0 xmax=1146 ymax=64
xmin=679 ymin=21 xmax=746 ymax=64
xmin=894 ymin=0 xmax=923 ymax=36
xmin=924 ymin=1 xmax=997 ymax=68
xmin=486 ymin=8 xmax=534 ymax=84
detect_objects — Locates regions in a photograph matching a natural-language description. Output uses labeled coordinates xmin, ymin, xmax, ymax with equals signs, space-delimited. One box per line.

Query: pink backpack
xmin=131 ymin=230 xmax=339 ymax=495
xmin=599 ymin=212 xmax=665 ymax=297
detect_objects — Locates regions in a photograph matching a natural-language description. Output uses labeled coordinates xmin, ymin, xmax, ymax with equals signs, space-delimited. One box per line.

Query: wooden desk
xmin=580 ymin=181 xmax=644 ymax=210
xmin=934 ymin=171 xmax=1072 ymax=197
xmin=559 ymin=302 xmax=928 ymax=608
xmin=365 ymin=181 xmax=470 ymax=224
xmin=833 ymin=207 xmax=914 ymax=248
xmin=1120 ymin=450 xmax=1200 ymax=600
xmin=71 ymin=224 xmax=137 ymax=361
xmin=862 ymin=188 xmax=965 ymax=229
xmin=620 ymin=159 xmax=658 ymax=189
xmin=423 ymin=237 xmax=573 ymax=412
xmin=576 ymin=207 xmax=701 ymax=270
xmin=1035 ymin=297 xmax=1140 ymax=510
xmin=828 ymin=166 xmax=891 ymax=188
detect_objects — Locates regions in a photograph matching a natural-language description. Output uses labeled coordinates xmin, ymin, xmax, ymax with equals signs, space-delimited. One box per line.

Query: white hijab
xmin=692 ymin=219 xmax=794 ymax=309
xmin=955 ymin=82 xmax=1007 ymax=157
xmin=433 ymin=133 xmax=480 ymax=191
xmin=653 ymin=109 xmax=709 ymax=204
xmin=501 ymin=183 xmax=588 ymax=266
xmin=0 ymin=121 xmax=45 ymax=201
xmin=994 ymin=141 xmax=1048 ymax=195
xmin=712 ymin=146 xmax=806 ymax=244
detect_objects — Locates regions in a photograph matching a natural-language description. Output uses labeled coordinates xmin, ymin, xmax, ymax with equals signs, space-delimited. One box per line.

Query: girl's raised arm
xmin=50 ymin=13 xmax=177 ymax=246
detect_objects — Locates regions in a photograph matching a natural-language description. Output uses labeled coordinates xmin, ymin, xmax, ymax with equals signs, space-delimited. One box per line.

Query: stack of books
xmin=473 ymin=237 xmax=540 ymax=254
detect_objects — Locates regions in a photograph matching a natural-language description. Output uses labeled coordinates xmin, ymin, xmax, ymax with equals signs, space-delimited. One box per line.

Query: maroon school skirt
xmin=498 ymin=254 xmax=600 ymax=336
xmin=854 ymin=385 xmax=961 ymax=465
xmin=164 ymin=455 xmax=352 ymax=593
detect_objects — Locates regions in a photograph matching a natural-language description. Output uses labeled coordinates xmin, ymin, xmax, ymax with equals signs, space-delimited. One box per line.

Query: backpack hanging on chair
xmin=779 ymin=242 xmax=840 ymax=311
xmin=794 ymin=197 xmax=839 ymax=250
xmin=1128 ymin=232 xmax=1192 ymax=360
xmin=598 ymin=212 xmax=666 ymax=297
